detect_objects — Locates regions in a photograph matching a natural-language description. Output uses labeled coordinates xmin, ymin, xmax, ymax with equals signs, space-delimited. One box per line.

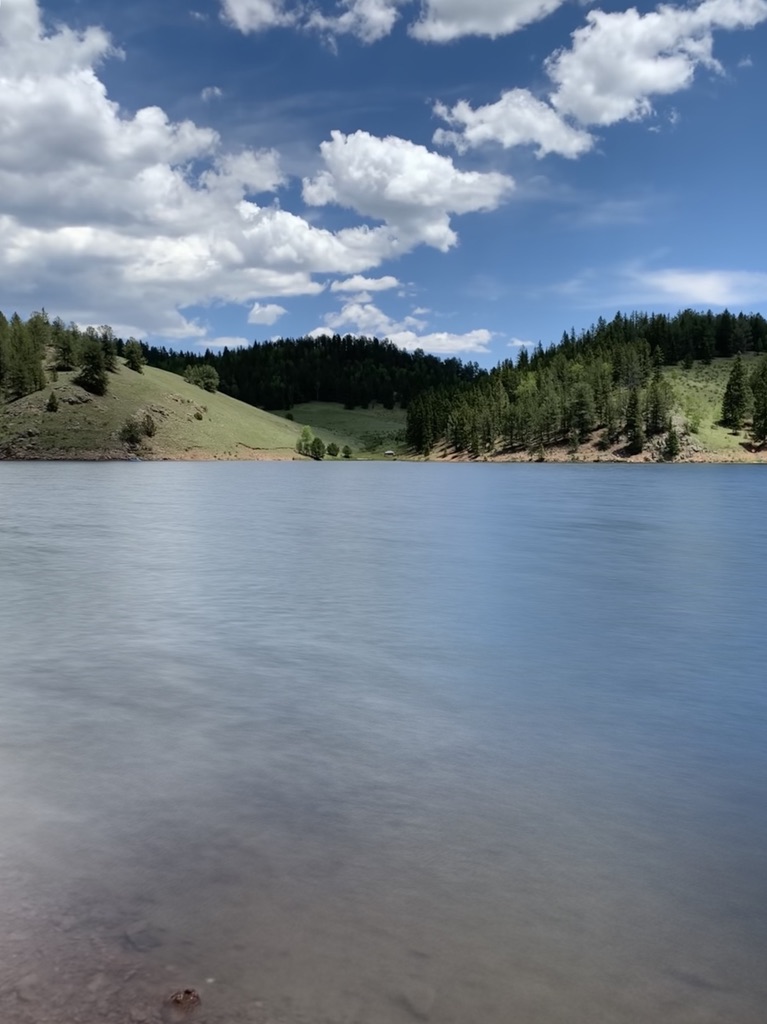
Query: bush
xmin=46 ymin=391 xmax=59 ymax=412
xmin=124 ymin=338 xmax=145 ymax=373
xmin=120 ymin=412 xmax=156 ymax=445
xmin=184 ymin=364 xmax=219 ymax=392
xmin=326 ymin=442 xmax=339 ymax=457
xmin=285 ymin=412 xmax=294 ymax=421
xmin=296 ymin=425 xmax=313 ymax=455
xmin=310 ymin=436 xmax=326 ymax=460
xmin=120 ymin=416 xmax=144 ymax=445
xmin=75 ymin=338 xmax=108 ymax=395
xmin=342 ymin=445 xmax=352 ymax=459
xmin=193 ymin=410 xmax=203 ymax=420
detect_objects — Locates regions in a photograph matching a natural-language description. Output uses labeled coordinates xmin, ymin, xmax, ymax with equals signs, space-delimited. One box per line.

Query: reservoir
xmin=1 ymin=462 xmax=766 ymax=1023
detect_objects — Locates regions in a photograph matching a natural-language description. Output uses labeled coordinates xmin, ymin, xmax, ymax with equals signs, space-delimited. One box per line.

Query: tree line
xmin=405 ymin=309 xmax=767 ymax=456
xmin=143 ymin=334 xmax=483 ymax=410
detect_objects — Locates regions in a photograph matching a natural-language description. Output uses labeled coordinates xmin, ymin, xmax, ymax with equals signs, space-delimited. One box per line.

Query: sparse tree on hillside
xmin=625 ymin=388 xmax=645 ymax=454
xmin=310 ymin=436 xmax=326 ymax=460
xmin=75 ymin=337 xmax=108 ymax=395
xmin=327 ymin=442 xmax=339 ymax=457
xmin=663 ymin=426 xmax=681 ymax=460
xmin=342 ymin=445 xmax=352 ymax=459
xmin=750 ymin=357 xmax=767 ymax=446
xmin=124 ymin=339 xmax=145 ymax=372
xmin=721 ymin=355 xmax=750 ymax=430
xmin=296 ymin=425 xmax=313 ymax=456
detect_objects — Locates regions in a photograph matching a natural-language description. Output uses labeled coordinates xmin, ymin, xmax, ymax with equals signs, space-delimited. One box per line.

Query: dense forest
xmin=404 ymin=309 xmax=767 ymax=456
xmin=3 ymin=306 xmax=767 ymax=460
xmin=143 ymin=335 xmax=483 ymax=410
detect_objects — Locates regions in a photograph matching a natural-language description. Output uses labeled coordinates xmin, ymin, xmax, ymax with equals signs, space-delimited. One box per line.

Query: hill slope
xmin=0 ymin=361 xmax=316 ymax=460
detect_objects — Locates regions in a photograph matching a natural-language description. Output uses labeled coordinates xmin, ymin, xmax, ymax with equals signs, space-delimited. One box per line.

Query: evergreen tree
xmin=625 ymin=388 xmax=645 ymax=454
xmin=46 ymin=391 xmax=59 ymax=412
xmin=124 ymin=339 xmax=145 ymax=372
xmin=75 ymin=337 xmax=108 ymax=395
xmin=663 ymin=426 xmax=681 ymax=460
xmin=721 ymin=355 xmax=750 ymax=430
xmin=750 ymin=358 xmax=767 ymax=446
xmin=326 ymin=442 xmax=340 ymax=457
xmin=310 ymin=436 xmax=326 ymax=460
xmin=342 ymin=445 xmax=352 ymax=458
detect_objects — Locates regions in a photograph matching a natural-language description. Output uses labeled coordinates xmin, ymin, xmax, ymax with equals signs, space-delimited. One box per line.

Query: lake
xmin=1 ymin=462 xmax=766 ymax=1024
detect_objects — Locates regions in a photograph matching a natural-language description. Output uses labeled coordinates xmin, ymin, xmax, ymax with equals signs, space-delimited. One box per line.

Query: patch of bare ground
xmin=423 ymin=431 xmax=767 ymax=464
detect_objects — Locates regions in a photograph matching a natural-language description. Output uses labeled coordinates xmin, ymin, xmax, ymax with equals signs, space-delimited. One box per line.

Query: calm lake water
xmin=1 ymin=463 xmax=766 ymax=1024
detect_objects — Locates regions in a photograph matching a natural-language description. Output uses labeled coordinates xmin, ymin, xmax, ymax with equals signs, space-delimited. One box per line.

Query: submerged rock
xmin=162 ymin=987 xmax=202 ymax=1021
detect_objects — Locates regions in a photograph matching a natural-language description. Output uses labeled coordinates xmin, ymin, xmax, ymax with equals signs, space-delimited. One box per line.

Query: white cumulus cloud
xmin=311 ymin=299 xmax=493 ymax=354
xmin=0 ymin=0 xmax=512 ymax=342
xmin=303 ymin=130 xmax=513 ymax=253
xmin=307 ymin=0 xmax=405 ymax=42
xmin=248 ymin=301 xmax=288 ymax=324
xmin=409 ymin=0 xmax=565 ymax=41
xmin=330 ymin=274 xmax=400 ymax=292
xmin=220 ymin=0 xmax=297 ymax=32
xmin=547 ymin=0 xmax=767 ymax=127
xmin=434 ymin=90 xmax=593 ymax=158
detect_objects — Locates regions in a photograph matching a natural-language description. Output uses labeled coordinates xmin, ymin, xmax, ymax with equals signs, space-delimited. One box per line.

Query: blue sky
xmin=1 ymin=0 xmax=766 ymax=365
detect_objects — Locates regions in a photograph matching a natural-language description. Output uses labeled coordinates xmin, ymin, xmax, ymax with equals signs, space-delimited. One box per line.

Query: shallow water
xmin=1 ymin=462 xmax=766 ymax=1023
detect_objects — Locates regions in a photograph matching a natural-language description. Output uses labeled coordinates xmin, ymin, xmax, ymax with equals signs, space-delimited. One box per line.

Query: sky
xmin=1 ymin=0 xmax=766 ymax=365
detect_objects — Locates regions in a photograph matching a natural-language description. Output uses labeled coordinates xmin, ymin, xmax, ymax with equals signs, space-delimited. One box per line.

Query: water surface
xmin=1 ymin=463 xmax=766 ymax=1023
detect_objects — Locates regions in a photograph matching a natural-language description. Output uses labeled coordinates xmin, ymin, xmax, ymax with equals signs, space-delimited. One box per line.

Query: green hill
xmin=276 ymin=402 xmax=407 ymax=457
xmin=0 ymin=361 xmax=317 ymax=460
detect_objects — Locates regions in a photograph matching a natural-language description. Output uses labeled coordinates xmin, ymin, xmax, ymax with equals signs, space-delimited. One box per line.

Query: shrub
xmin=184 ymin=364 xmax=219 ymax=392
xmin=342 ymin=444 xmax=352 ymax=459
xmin=142 ymin=413 xmax=156 ymax=437
xmin=193 ymin=410 xmax=204 ymax=420
xmin=75 ymin=338 xmax=108 ymax=395
xmin=46 ymin=391 xmax=59 ymax=412
xmin=310 ymin=436 xmax=326 ymax=460
xmin=326 ymin=442 xmax=340 ymax=457
xmin=124 ymin=338 xmax=145 ymax=373
xmin=120 ymin=416 xmax=144 ymax=445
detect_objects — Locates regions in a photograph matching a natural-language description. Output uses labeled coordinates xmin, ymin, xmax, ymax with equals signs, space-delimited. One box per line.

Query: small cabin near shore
xmin=384 ymin=450 xmax=395 ymax=457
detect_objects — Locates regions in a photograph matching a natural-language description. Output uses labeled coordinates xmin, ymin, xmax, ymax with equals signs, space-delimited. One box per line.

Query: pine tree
xmin=310 ymin=436 xmax=326 ymax=460
xmin=750 ymin=358 xmax=767 ymax=446
xmin=721 ymin=355 xmax=750 ymax=430
xmin=663 ymin=426 xmax=681 ymax=460
xmin=625 ymin=388 xmax=645 ymax=454
xmin=75 ymin=337 xmax=108 ymax=395
xmin=124 ymin=339 xmax=145 ymax=372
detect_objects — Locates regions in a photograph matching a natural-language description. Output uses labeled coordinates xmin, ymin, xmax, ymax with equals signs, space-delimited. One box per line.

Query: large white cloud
xmin=409 ymin=0 xmax=564 ymax=42
xmin=548 ymin=0 xmax=767 ymax=126
xmin=220 ymin=0 xmax=296 ymax=32
xmin=631 ymin=268 xmax=767 ymax=305
xmin=0 ymin=0 xmax=510 ymax=342
xmin=303 ymin=130 xmax=513 ymax=252
xmin=330 ymin=274 xmax=400 ymax=292
xmin=434 ymin=0 xmax=767 ymax=157
xmin=311 ymin=300 xmax=493 ymax=354
xmin=307 ymin=0 xmax=405 ymax=42
xmin=223 ymin=0 xmax=566 ymax=42
xmin=434 ymin=90 xmax=593 ymax=159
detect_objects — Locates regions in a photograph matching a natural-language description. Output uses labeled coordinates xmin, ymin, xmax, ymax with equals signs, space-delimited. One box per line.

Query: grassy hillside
xmin=277 ymin=402 xmax=407 ymax=456
xmin=0 ymin=360 xmax=310 ymax=460
xmin=664 ymin=354 xmax=761 ymax=454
